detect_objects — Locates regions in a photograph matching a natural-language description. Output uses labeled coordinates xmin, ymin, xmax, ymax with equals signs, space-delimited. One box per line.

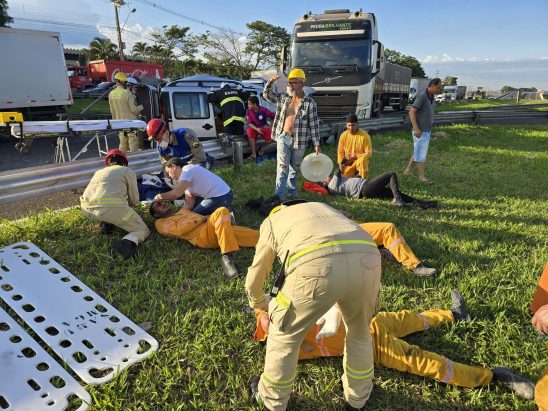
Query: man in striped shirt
xmin=263 ymin=69 xmax=321 ymax=200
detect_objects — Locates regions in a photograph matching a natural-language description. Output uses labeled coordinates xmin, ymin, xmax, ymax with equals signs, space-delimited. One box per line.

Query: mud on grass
xmin=0 ymin=124 xmax=547 ymax=410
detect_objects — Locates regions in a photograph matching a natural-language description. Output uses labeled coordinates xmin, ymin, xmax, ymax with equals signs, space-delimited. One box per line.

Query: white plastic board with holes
xmin=0 ymin=242 xmax=158 ymax=385
xmin=0 ymin=307 xmax=91 ymax=410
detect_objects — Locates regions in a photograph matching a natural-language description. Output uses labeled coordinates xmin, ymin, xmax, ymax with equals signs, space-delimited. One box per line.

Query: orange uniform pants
xmin=360 ymin=222 xmax=421 ymax=269
xmin=342 ymin=156 xmax=369 ymax=179
xmin=191 ymin=207 xmax=258 ymax=254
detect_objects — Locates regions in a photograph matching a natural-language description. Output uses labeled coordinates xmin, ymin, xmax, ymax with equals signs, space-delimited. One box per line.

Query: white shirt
xmin=179 ymin=164 xmax=231 ymax=198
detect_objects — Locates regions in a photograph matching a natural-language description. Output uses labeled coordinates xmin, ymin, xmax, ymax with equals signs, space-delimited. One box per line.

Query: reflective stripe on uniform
xmin=261 ymin=372 xmax=296 ymax=389
xmin=287 ymin=239 xmax=377 ymax=267
xmin=121 ymin=208 xmax=135 ymax=221
xmin=387 ymin=237 xmax=404 ymax=251
xmin=417 ymin=313 xmax=431 ymax=330
xmin=215 ymin=215 xmax=231 ymax=227
xmin=81 ymin=197 xmax=126 ymax=207
xmin=223 ymin=115 xmax=245 ymax=126
xmin=345 ymin=363 xmax=374 ymax=380
xmin=220 ymin=96 xmax=244 ymax=107
xmin=441 ymin=357 xmax=454 ymax=383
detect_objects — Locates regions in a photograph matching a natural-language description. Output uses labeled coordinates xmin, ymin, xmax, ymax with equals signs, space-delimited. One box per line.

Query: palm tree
xmin=132 ymin=41 xmax=149 ymax=61
xmin=88 ymin=37 xmax=118 ymax=60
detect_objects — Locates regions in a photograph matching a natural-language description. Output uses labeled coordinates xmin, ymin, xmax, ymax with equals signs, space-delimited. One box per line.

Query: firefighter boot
xmin=112 ymin=239 xmax=137 ymax=260
xmin=221 ymin=253 xmax=239 ymax=278
xmin=248 ymin=377 xmax=269 ymax=410
xmin=491 ymin=367 xmax=535 ymax=400
xmin=450 ymin=289 xmax=470 ymax=321
xmin=101 ymin=222 xmax=115 ymax=235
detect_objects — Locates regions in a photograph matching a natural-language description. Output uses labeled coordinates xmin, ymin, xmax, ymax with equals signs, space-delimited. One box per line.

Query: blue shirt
xmin=157 ymin=128 xmax=193 ymax=163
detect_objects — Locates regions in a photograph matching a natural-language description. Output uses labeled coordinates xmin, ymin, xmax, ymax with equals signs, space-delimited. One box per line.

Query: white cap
xmin=300 ymin=153 xmax=334 ymax=182
xmin=220 ymin=82 xmax=230 ymax=88
xmin=127 ymin=77 xmax=138 ymax=85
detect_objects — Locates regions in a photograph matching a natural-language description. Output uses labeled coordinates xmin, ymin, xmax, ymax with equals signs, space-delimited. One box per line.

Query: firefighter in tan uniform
xmin=149 ymin=201 xmax=259 ymax=278
xmin=246 ymin=200 xmax=381 ymax=411
xmin=108 ymin=72 xmax=144 ymax=152
xmin=80 ymin=149 xmax=150 ymax=259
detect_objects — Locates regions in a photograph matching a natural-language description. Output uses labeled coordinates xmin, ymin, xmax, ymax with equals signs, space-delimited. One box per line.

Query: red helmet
xmin=146 ymin=118 xmax=167 ymax=141
xmin=105 ymin=149 xmax=128 ymax=166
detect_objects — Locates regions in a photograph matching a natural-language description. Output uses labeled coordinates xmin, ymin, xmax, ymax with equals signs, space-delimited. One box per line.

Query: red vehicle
xmin=67 ymin=60 xmax=164 ymax=91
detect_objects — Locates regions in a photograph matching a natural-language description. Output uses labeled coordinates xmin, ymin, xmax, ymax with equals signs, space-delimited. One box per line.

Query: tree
xmin=0 ymin=0 xmax=13 ymax=27
xmin=199 ymin=30 xmax=254 ymax=79
xmin=442 ymin=76 xmax=458 ymax=85
xmin=384 ymin=49 xmax=425 ymax=77
xmin=132 ymin=42 xmax=149 ymax=60
xmin=149 ymin=25 xmax=196 ymax=61
xmin=245 ymin=20 xmax=290 ymax=70
xmin=88 ymin=37 xmax=118 ymax=60
xmin=500 ymin=85 xmax=517 ymax=93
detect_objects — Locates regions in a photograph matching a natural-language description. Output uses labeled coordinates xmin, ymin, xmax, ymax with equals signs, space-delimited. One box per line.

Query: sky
xmin=6 ymin=0 xmax=548 ymax=91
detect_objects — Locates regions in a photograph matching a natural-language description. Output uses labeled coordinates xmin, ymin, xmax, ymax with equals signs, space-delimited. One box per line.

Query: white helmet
xmin=127 ymin=77 xmax=138 ymax=85
xmin=141 ymin=174 xmax=163 ymax=188
xmin=220 ymin=82 xmax=231 ymax=89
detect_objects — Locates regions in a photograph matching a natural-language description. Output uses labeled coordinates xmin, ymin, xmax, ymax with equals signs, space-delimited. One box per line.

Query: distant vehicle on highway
xmin=81 ymin=82 xmax=115 ymax=96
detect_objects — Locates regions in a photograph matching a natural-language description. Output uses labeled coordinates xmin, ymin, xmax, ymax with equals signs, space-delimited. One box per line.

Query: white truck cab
xmin=159 ymin=74 xmax=274 ymax=140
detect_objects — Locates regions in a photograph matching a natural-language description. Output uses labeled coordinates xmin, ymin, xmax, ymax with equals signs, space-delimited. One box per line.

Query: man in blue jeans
xmin=154 ymin=158 xmax=232 ymax=215
xmin=263 ymin=68 xmax=321 ymax=200
xmin=404 ymin=78 xmax=442 ymax=184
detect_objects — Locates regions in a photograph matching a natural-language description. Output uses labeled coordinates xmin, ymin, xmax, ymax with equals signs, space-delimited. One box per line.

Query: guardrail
xmin=1 ymin=109 xmax=546 ymax=204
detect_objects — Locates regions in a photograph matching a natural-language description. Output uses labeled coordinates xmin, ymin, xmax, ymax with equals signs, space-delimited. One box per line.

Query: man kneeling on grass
xmin=149 ymin=201 xmax=258 ymax=278
xmin=252 ymin=290 xmax=535 ymax=406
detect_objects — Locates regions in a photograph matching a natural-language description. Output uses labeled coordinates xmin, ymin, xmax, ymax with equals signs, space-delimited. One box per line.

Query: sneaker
xmin=410 ymin=264 xmax=437 ymax=277
xmin=450 ymin=289 xmax=470 ymax=321
xmin=101 ymin=222 xmax=115 ymax=235
xmin=491 ymin=367 xmax=535 ymax=400
xmin=112 ymin=239 xmax=137 ymax=259
xmin=221 ymin=253 xmax=239 ymax=278
xmin=391 ymin=198 xmax=408 ymax=207
xmin=418 ymin=200 xmax=439 ymax=210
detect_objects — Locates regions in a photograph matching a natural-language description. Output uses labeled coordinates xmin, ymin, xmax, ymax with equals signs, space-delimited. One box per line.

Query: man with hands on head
xmin=263 ymin=69 xmax=321 ymax=200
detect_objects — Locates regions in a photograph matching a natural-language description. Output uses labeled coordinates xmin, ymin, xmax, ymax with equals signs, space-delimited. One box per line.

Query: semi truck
xmin=284 ymin=8 xmax=411 ymax=121
xmin=409 ymin=77 xmax=431 ymax=103
xmin=437 ymin=85 xmax=467 ymax=102
xmin=0 ymin=27 xmax=72 ymax=121
xmin=67 ymin=60 xmax=164 ymax=91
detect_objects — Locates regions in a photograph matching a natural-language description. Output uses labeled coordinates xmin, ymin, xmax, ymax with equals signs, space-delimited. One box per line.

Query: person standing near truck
xmin=108 ymin=72 xmax=144 ymax=152
xmin=263 ymin=69 xmax=321 ymax=200
xmin=403 ymin=78 xmax=442 ymax=184
xmin=208 ymin=82 xmax=249 ymax=136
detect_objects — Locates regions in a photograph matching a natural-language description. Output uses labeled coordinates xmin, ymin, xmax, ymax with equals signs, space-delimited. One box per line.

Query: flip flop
xmin=420 ymin=178 xmax=433 ymax=184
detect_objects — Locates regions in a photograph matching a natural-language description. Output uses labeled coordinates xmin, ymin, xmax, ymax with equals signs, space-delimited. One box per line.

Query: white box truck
xmin=409 ymin=77 xmax=431 ymax=103
xmin=0 ymin=27 xmax=72 ymax=121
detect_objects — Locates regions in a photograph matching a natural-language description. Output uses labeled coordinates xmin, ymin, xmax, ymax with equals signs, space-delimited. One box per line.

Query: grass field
xmin=66 ymin=98 xmax=111 ymax=115
xmin=435 ymin=99 xmax=548 ymax=112
xmin=1 ymin=124 xmax=547 ymax=410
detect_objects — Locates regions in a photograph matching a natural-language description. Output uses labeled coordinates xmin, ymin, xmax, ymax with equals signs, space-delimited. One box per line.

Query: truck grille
xmin=311 ymin=91 xmax=358 ymax=122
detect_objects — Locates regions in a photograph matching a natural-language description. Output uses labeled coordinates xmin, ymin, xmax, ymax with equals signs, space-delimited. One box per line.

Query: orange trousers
xmin=342 ymin=156 xmax=369 ymax=179
xmin=191 ymin=207 xmax=259 ymax=254
xmin=360 ymin=222 xmax=421 ymax=269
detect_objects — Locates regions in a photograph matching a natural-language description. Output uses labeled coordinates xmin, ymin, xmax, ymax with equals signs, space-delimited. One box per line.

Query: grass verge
xmin=435 ymin=99 xmax=548 ymax=112
xmin=1 ymin=124 xmax=547 ymax=410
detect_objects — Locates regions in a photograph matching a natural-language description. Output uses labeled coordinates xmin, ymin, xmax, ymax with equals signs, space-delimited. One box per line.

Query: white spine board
xmin=0 ymin=307 xmax=91 ymax=411
xmin=0 ymin=242 xmax=158 ymax=385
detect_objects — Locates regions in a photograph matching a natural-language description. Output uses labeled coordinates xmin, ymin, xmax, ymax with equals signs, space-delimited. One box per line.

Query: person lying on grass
xmin=252 ymin=290 xmax=535 ymax=401
xmin=149 ymin=200 xmax=258 ymax=278
xmin=321 ymin=168 xmax=438 ymax=209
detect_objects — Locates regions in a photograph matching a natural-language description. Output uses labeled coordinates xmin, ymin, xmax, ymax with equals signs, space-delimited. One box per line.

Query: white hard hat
xmin=220 ymin=82 xmax=230 ymax=88
xmin=300 ymin=153 xmax=334 ymax=182
xmin=127 ymin=77 xmax=138 ymax=85
xmin=141 ymin=173 xmax=163 ymax=188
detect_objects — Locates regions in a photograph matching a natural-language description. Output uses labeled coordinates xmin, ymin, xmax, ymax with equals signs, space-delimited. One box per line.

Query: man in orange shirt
xmin=337 ymin=114 xmax=373 ymax=179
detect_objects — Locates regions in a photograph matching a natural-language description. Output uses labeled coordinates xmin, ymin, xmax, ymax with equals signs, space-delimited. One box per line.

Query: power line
xmin=132 ymin=0 xmax=246 ymax=35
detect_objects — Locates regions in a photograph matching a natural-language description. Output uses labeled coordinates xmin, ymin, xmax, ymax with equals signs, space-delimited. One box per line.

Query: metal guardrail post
xmin=233 ymin=141 xmax=243 ymax=171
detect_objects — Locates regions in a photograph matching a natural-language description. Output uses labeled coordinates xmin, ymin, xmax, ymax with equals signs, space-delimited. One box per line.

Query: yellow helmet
xmin=287 ymin=68 xmax=306 ymax=82
xmin=114 ymin=72 xmax=128 ymax=82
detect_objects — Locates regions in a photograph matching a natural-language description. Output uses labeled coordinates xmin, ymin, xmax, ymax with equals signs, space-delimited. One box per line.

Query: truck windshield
xmin=291 ymin=38 xmax=371 ymax=69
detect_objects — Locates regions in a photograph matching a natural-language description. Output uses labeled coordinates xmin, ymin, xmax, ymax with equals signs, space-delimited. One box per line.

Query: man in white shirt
xmin=154 ymin=158 xmax=233 ymax=215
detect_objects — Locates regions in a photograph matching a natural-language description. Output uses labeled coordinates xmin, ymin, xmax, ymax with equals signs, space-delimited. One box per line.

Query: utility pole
xmin=112 ymin=0 xmax=125 ymax=61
